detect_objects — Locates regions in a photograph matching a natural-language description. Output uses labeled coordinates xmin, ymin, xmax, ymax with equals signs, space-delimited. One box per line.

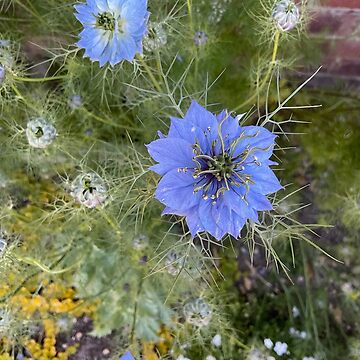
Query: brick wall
xmin=309 ymin=0 xmax=360 ymax=86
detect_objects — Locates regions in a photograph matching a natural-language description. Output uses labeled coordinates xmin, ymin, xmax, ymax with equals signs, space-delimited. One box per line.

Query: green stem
xmin=14 ymin=75 xmax=67 ymax=82
xmin=187 ymin=0 xmax=193 ymax=31
xmin=81 ymin=107 xmax=144 ymax=132
xmin=136 ymin=54 xmax=162 ymax=93
xmin=130 ymin=276 xmax=144 ymax=343
xmin=11 ymin=83 xmax=39 ymax=112
xmin=233 ymin=30 xmax=281 ymax=112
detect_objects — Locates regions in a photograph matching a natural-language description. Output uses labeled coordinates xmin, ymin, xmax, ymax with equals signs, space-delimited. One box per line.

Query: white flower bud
xmin=70 ymin=172 xmax=107 ymax=208
xmin=272 ymin=0 xmax=300 ymax=32
xmin=183 ymin=298 xmax=212 ymax=327
xmin=26 ymin=118 xmax=57 ymax=149
xmin=144 ymin=22 xmax=167 ymax=51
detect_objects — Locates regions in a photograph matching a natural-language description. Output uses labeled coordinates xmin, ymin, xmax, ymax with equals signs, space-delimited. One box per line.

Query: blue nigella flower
xmin=74 ymin=0 xmax=149 ymax=66
xmin=147 ymin=101 xmax=283 ymax=240
xmin=119 ymin=352 xmax=135 ymax=360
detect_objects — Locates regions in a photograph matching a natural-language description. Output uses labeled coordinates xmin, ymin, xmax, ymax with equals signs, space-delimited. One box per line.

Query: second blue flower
xmin=74 ymin=0 xmax=149 ymax=66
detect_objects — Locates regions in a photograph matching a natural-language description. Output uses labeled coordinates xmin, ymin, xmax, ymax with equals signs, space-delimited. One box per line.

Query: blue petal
xmin=168 ymin=117 xmax=208 ymax=151
xmin=216 ymin=110 xmax=240 ymax=143
xmin=155 ymin=170 xmax=201 ymax=212
xmin=243 ymin=164 xmax=283 ymax=195
xmin=94 ymin=0 xmax=109 ymax=12
xmin=107 ymin=0 xmax=126 ymax=13
xmin=184 ymin=101 xmax=218 ymax=142
xmin=198 ymin=200 xmax=226 ymax=240
xmin=119 ymin=352 xmax=135 ymax=360
xmin=185 ymin=207 xmax=205 ymax=236
xmin=233 ymin=126 xmax=277 ymax=161
xmin=74 ymin=4 xmax=96 ymax=24
xmin=246 ymin=190 xmax=273 ymax=211
xmin=147 ymin=138 xmax=194 ymax=175
xmin=116 ymin=34 xmax=137 ymax=62
xmin=121 ymin=0 xmax=148 ymax=19
xmin=222 ymin=187 xmax=257 ymax=221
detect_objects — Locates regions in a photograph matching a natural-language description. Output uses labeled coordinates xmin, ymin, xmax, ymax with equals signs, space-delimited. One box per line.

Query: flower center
xmin=34 ymin=126 xmax=44 ymax=138
xmin=82 ymin=177 xmax=96 ymax=195
xmin=285 ymin=2 xmax=296 ymax=13
xmin=96 ymin=12 xmax=115 ymax=31
xmin=207 ymin=154 xmax=234 ymax=182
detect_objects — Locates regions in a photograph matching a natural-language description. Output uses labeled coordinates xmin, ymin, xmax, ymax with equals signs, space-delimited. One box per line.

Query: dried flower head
xmin=26 ymin=118 xmax=57 ymax=149
xmin=183 ymin=298 xmax=212 ymax=327
xmin=165 ymin=250 xmax=185 ymax=276
xmin=71 ymin=172 xmax=107 ymax=208
xmin=133 ymin=234 xmax=149 ymax=250
xmin=144 ymin=22 xmax=167 ymax=51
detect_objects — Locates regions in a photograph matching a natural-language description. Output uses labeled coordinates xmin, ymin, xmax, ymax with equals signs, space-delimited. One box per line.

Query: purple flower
xmin=194 ymin=31 xmax=208 ymax=46
xmin=147 ymin=101 xmax=282 ymax=240
xmin=74 ymin=0 xmax=149 ymax=66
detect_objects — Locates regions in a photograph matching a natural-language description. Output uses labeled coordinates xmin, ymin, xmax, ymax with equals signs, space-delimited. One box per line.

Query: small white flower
xmin=177 ymin=355 xmax=190 ymax=360
xmin=289 ymin=327 xmax=307 ymax=339
xmin=205 ymin=356 xmax=216 ymax=360
xmin=292 ymin=305 xmax=300 ymax=318
xmin=247 ymin=348 xmax=264 ymax=360
xmin=273 ymin=341 xmax=288 ymax=356
xmin=68 ymin=94 xmax=82 ymax=110
xmin=341 ymin=282 xmax=354 ymax=296
xmin=211 ymin=334 xmax=222 ymax=347
xmin=272 ymin=0 xmax=300 ymax=32
xmin=26 ymin=118 xmax=57 ymax=149
xmin=70 ymin=172 xmax=107 ymax=208
xmin=303 ymin=357 xmax=316 ymax=360
xmin=264 ymin=338 xmax=273 ymax=349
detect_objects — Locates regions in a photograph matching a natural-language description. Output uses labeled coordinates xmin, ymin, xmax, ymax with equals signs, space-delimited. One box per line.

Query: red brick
xmin=309 ymin=7 xmax=360 ymax=37
xmin=322 ymin=0 xmax=360 ymax=8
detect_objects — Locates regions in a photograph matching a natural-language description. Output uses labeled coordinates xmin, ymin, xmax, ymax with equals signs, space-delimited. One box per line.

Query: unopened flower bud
xmin=272 ymin=0 xmax=300 ymax=32
xmin=26 ymin=118 xmax=57 ymax=149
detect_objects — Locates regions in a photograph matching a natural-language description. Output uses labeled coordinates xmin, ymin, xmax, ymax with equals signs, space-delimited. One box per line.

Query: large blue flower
xmin=147 ymin=101 xmax=283 ymax=240
xmin=74 ymin=0 xmax=149 ymax=66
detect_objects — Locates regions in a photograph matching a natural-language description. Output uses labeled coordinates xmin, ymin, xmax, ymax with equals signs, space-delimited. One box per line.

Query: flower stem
xmin=136 ymin=54 xmax=162 ymax=93
xmin=187 ymin=0 xmax=193 ymax=31
xmin=233 ymin=30 xmax=281 ymax=112
xmin=11 ymin=83 xmax=39 ymax=112
xmin=14 ymin=75 xmax=67 ymax=82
